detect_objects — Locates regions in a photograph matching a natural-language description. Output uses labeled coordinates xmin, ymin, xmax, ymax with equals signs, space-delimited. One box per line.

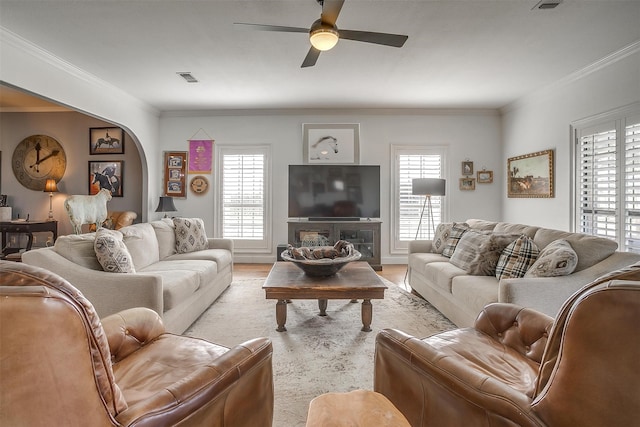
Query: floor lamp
xmin=412 ymin=178 xmax=446 ymax=239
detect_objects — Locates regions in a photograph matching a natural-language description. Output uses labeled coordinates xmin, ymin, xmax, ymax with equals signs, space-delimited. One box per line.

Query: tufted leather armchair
xmin=89 ymin=210 xmax=138 ymax=232
xmin=0 ymin=261 xmax=274 ymax=426
xmin=374 ymin=263 xmax=640 ymax=427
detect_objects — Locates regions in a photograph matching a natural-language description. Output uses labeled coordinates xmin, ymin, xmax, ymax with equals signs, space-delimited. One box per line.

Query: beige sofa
xmin=22 ymin=218 xmax=233 ymax=334
xmin=408 ymin=219 xmax=640 ymax=327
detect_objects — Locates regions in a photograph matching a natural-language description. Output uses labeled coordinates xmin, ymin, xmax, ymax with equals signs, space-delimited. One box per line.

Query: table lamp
xmin=44 ymin=179 xmax=58 ymax=220
xmin=155 ymin=196 xmax=177 ymax=218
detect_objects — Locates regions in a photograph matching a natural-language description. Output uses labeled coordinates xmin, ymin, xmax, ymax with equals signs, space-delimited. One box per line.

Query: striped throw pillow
xmin=496 ymin=235 xmax=539 ymax=280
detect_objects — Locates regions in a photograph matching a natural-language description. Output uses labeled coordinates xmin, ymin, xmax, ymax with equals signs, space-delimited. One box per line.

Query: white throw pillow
xmin=174 ymin=217 xmax=209 ymax=254
xmin=94 ymin=228 xmax=135 ymax=273
xmin=524 ymin=239 xmax=578 ymax=277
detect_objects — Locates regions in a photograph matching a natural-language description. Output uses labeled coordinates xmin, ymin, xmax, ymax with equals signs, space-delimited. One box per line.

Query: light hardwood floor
xmin=233 ymin=263 xmax=411 ymax=291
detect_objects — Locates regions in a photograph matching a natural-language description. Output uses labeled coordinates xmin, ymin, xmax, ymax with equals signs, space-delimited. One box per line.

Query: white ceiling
xmin=1 ymin=0 xmax=639 ymax=112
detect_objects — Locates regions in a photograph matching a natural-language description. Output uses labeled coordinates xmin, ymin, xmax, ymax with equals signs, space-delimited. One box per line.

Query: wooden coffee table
xmin=263 ymin=261 xmax=387 ymax=332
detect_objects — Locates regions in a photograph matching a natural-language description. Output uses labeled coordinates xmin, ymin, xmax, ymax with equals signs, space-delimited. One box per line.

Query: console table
xmin=1 ymin=220 xmax=58 ymax=256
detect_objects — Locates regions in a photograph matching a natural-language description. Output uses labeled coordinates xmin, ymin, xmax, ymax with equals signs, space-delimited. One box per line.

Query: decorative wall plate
xmin=12 ymin=134 xmax=67 ymax=191
xmin=190 ymin=175 xmax=209 ymax=195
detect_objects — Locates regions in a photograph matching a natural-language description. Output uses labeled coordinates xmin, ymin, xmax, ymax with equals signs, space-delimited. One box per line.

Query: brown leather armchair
xmin=89 ymin=210 xmax=138 ymax=232
xmin=0 ymin=261 xmax=274 ymax=426
xmin=374 ymin=264 xmax=640 ymax=427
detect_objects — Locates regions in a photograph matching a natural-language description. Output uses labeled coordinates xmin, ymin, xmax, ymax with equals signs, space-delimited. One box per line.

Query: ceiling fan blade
xmin=234 ymin=23 xmax=309 ymax=33
xmin=321 ymin=0 xmax=345 ymax=26
xmin=301 ymin=47 xmax=321 ymax=68
xmin=338 ymin=29 xmax=408 ymax=47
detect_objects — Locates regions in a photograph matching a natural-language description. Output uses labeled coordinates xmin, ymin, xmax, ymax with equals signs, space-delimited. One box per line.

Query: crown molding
xmin=0 ymin=27 xmax=158 ymax=116
xmin=502 ymin=40 xmax=640 ymax=114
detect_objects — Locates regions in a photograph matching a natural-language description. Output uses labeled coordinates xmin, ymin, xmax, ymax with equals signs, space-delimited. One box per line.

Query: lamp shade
xmin=412 ymin=178 xmax=446 ymax=196
xmin=44 ymin=179 xmax=58 ymax=193
xmin=155 ymin=196 xmax=177 ymax=213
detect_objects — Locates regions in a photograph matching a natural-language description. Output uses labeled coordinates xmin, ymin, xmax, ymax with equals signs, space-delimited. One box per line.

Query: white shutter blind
xmin=222 ymin=153 xmax=265 ymax=239
xmin=577 ymin=127 xmax=617 ymax=239
xmin=624 ymin=118 xmax=640 ymax=252
xmin=398 ymin=154 xmax=443 ymax=240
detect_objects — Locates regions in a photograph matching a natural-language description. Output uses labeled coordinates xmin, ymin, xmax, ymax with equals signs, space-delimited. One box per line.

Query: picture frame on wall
xmin=477 ymin=170 xmax=494 ymax=183
xmin=163 ymin=151 xmax=187 ymax=198
xmin=462 ymin=161 xmax=474 ymax=175
xmin=90 ymin=127 xmax=124 ymax=155
xmin=303 ymin=123 xmax=360 ymax=164
xmin=459 ymin=177 xmax=476 ymax=191
xmin=507 ymin=149 xmax=554 ymax=198
xmin=88 ymin=160 xmax=123 ymax=197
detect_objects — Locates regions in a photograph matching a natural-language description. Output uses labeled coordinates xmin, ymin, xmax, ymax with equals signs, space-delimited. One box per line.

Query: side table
xmin=305 ymin=389 xmax=410 ymax=427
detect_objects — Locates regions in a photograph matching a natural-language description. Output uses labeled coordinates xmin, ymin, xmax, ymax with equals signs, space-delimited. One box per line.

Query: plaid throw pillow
xmin=496 ymin=235 xmax=539 ymax=280
xmin=449 ymin=230 xmax=491 ymax=271
xmin=432 ymin=222 xmax=469 ymax=254
xmin=442 ymin=223 xmax=470 ymax=258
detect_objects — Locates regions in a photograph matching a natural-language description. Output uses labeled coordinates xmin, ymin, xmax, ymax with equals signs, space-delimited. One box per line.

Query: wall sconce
xmin=155 ymin=196 xmax=177 ymax=218
xmin=43 ymin=179 xmax=58 ymax=220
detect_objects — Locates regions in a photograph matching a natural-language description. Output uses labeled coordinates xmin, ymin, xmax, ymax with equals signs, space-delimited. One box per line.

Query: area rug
xmin=186 ymin=276 xmax=455 ymax=427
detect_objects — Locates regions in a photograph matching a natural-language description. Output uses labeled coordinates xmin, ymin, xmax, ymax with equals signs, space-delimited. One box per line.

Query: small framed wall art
xmin=163 ymin=151 xmax=187 ymax=198
xmin=88 ymin=160 xmax=123 ymax=197
xmin=462 ymin=161 xmax=474 ymax=175
xmin=303 ymin=123 xmax=360 ymax=164
xmin=90 ymin=127 xmax=124 ymax=155
xmin=507 ymin=149 xmax=554 ymax=198
xmin=477 ymin=170 xmax=494 ymax=184
xmin=459 ymin=177 xmax=476 ymax=191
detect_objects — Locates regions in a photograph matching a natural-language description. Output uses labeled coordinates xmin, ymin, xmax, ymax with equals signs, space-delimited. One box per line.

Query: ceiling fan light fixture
xmin=310 ymin=27 xmax=339 ymax=51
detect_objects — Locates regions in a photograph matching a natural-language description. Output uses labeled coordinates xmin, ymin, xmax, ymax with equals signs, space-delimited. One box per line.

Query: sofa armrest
xmin=474 ymin=303 xmax=553 ymax=364
xmin=102 ymin=307 xmax=166 ymax=363
xmin=208 ymin=237 xmax=234 ymax=253
xmin=408 ymin=240 xmax=432 ymax=254
xmin=22 ymin=248 xmax=164 ymax=319
xmin=115 ymin=337 xmax=274 ymax=427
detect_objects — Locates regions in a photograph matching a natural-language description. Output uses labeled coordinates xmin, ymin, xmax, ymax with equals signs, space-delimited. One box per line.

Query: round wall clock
xmin=190 ymin=175 xmax=209 ymax=195
xmin=12 ymin=134 xmax=67 ymax=191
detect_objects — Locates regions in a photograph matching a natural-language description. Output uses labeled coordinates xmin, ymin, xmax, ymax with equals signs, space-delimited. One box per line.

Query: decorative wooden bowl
xmin=281 ymin=249 xmax=362 ymax=277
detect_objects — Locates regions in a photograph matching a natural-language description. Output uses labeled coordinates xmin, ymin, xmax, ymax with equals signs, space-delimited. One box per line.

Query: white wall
xmin=159 ymin=109 xmax=503 ymax=263
xmin=0 ymin=112 xmax=143 ymax=237
xmin=502 ymin=47 xmax=640 ymax=230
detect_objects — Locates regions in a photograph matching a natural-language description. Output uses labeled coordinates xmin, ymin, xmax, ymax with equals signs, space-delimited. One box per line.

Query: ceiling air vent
xmin=532 ymin=0 xmax=562 ymax=9
xmin=177 ymin=72 xmax=199 ymax=83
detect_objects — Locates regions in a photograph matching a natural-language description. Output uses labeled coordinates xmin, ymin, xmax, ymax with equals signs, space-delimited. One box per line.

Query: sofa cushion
xmin=423 ymin=262 xmax=467 ymax=293
xmin=166 ymin=248 xmax=233 ymax=267
xmin=174 ymin=218 xmax=209 ymax=254
xmin=151 ymin=219 xmax=177 ymax=260
xmin=525 ymin=239 xmax=578 ymax=277
xmin=119 ymin=223 xmax=160 ymax=271
xmin=493 ymin=222 xmax=539 ymax=239
xmin=442 ymin=223 xmax=470 ymax=258
xmin=94 ymin=228 xmax=135 ymax=273
xmin=408 ymin=253 xmax=449 ymax=276
xmin=465 ymin=219 xmax=498 ymax=231
xmin=138 ymin=267 xmax=200 ymax=310
xmin=533 ymin=228 xmax=617 ymax=272
xmin=54 ymin=233 xmax=102 ymax=270
xmin=496 ymin=235 xmax=540 ymax=280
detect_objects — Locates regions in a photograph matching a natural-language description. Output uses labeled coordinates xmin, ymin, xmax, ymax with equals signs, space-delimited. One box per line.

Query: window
xmin=572 ymin=103 xmax=640 ymax=252
xmin=391 ymin=145 xmax=447 ymax=253
xmin=215 ymin=145 xmax=271 ymax=252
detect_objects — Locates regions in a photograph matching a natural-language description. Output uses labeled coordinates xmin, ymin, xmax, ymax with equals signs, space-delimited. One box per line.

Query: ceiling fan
xmin=234 ymin=0 xmax=408 ymax=68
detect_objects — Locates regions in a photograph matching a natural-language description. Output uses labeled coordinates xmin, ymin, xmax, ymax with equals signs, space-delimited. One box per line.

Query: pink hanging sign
xmin=188 ymin=140 xmax=213 ymax=173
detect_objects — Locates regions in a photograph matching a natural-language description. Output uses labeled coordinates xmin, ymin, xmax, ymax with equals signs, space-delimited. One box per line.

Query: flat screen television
xmin=288 ymin=165 xmax=381 ymax=220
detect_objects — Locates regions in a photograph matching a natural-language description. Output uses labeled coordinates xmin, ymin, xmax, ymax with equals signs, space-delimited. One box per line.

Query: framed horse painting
xmin=88 ymin=160 xmax=124 ymax=197
xmin=90 ymin=127 xmax=124 ymax=155
xmin=303 ymin=123 xmax=360 ymax=164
